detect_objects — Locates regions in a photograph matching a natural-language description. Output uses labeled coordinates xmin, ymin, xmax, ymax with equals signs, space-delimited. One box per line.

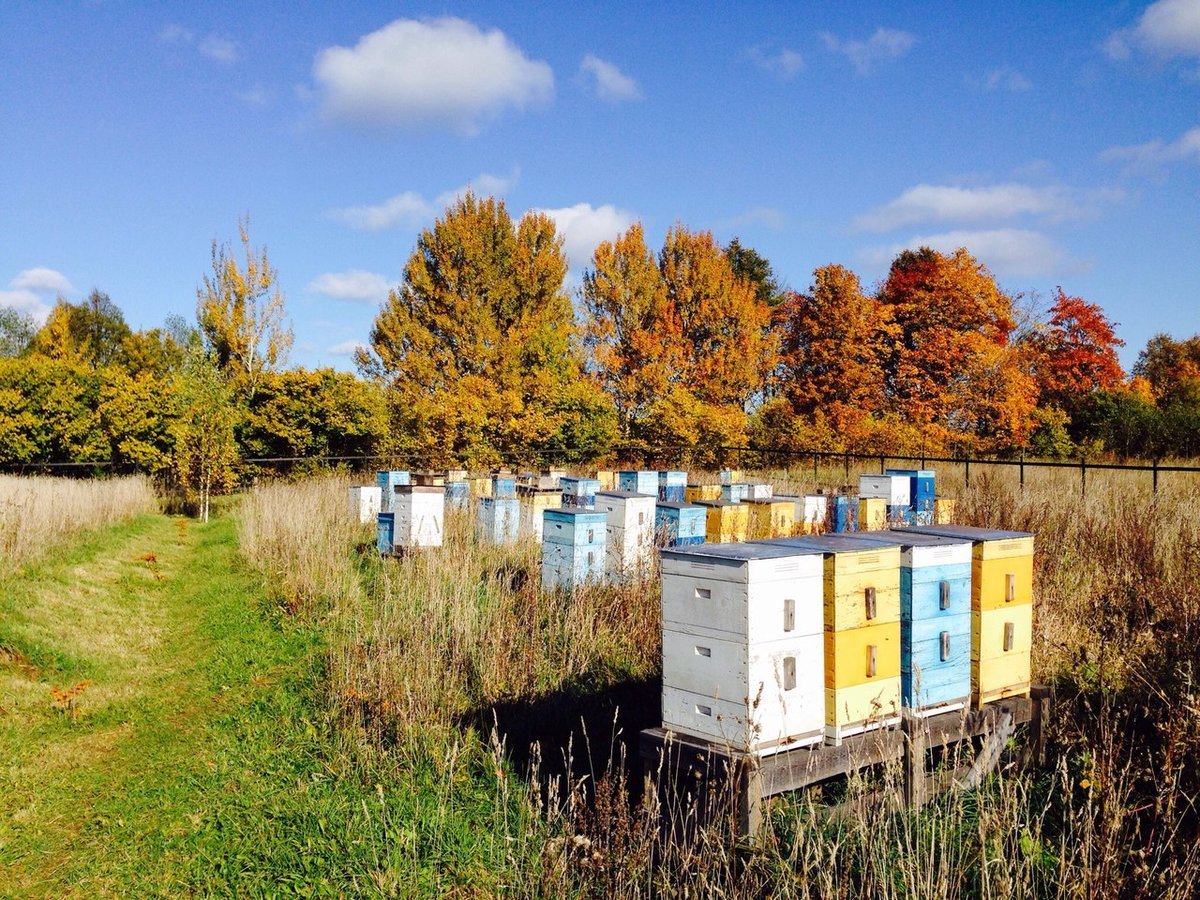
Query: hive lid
xmin=656 ymin=501 xmax=702 ymax=511
xmin=696 ymin=499 xmax=741 ymax=508
xmin=596 ymin=490 xmax=655 ymax=499
xmin=762 ymin=534 xmax=903 ymax=552
xmin=661 ymin=542 xmax=823 ymax=563
xmin=395 ymin=484 xmax=444 ymax=494
xmin=853 ymin=529 xmax=969 ymax=549
xmin=908 ymin=524 xmax=1033 ymax=541
xmin=543 ymin=507 xmax=605 ymax=519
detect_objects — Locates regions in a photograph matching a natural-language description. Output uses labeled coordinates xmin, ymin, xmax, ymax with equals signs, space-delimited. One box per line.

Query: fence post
xmin=1019 ymin=452 xmax=1025 ymax=490
xmin=879 ymin=454 xmax=886 ymax=475
xmin=1080 ymin=457 xmax=1087 ymax=496
xmin=813 ymin=453 xmax=818 ymax=481
xmin=965 ymin=455 xmax=970 ymax=488
xmin=1153 ymin=458 xmax=1159 ymax=493
xmin=844 ymin=453 xmax=850 ymax=482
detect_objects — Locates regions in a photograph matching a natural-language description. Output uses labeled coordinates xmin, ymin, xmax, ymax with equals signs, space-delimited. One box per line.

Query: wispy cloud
xmin=1105 ymin=0 xmax=1200 ymax=60
xmin=853 ymin=182 xmax=1117 ymax=232
xmin=307 ymin=270 xmax=394 ymax=303
xmin=328 ymin=339 xmax=367 ymax=356
xmin=328 ymin=169 xmax=521 ymax=231
xmin=158 ymin=22 xmax=238 ymax=65
xmin=579 ymin=55 xmax=642 ymax=102
xmin=1101 ymin=125 xmax=1200 ymax=171
xmin=535 ymin=202 xmax=637 ymax=272
xmin=313 ymin=17 xmax=553 ymax=135
xmin=749 ymin=46 xmax=805 ymax=79
xmin=0 ymin=267 xmax=75 ymax=323
xmin=822 ymin=27 xmax=915 ymax=75
xmin=971 ymin=66 xmax=1032 ymax=92
xmin=861 ymin=229 xmax=1081 ymax=279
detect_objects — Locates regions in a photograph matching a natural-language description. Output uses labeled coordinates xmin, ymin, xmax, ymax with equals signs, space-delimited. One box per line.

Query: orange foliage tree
xmin=1031 ymin=287 xmax=1125 ymax=411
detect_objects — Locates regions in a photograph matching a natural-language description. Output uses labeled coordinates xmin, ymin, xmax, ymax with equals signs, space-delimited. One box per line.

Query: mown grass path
xmin=0 ymin=513 xmax=352 ymax=897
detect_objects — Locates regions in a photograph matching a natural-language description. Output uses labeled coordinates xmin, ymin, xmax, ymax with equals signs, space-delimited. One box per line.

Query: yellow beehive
xmin=469 ymin=476 xmax=492 ymax=498
xmin=685 ymin=484 xmax=722 ymax=503
xmin=858 ymin=497 xmax=887 ymax=531
xmin=702 ymin=501 xmax=749 ymax=543
xmin=744 ymin=498 xmax=795 ymax=539
xmin=719 ymin=469 xmax=744 ymax=484
xmin=595 ymin=470 xmax=616 ymax=491
xmin=934 ymin=497 xmax=955 ymax=524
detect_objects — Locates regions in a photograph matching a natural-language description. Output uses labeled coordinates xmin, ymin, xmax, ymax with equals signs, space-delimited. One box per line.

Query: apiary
xmin=376 ymin=470 xmax=410 ymax=513
xmin=492 ymin=474 xmax=517 ymax=500
xmin=595 ymin=490 xmax=656 ymax=580
xmin=660 ymin=542 xmax=826 ymax=753
xmin=909 ymin=524 xmax=1035 ymax=707
xmin=468 ymin=476 xmax=493 ymax=498
xmin=596 ymin=469 xmax=616 ymax=491
xmin=444 ymin=480 xmax=470 ymax=511
xmin=618 ymin=470 xmax=659 ymax=495
xmin=859 ymin=474 xmax=910 ymax=508
xmin=853 ymin=530 xmax=971 ymax=715
xmin=475 ymin=496 xmax=520 ymax=545
xmin=721 ymin=483 xmax=750 ymax=503
xmin=376 ymin=512 xmax=394 ymax=555
xmin=518 ymin=487 xmax=562 ymax=541
xmin=831 ymin=495 xmax=858 ymax=533
xmin=858 ymin=497 xmax=887 ymax=531
xmin=886 ymin=468 xmax=936 ymax=515
xmin=659 ymin=470 xmax=688 ymax=503
xmin=719 ymin=469 xmax=744 ymax=485
xmin=348 ymin=486 xmax=382 ymax=524
xmin=541 ymin=508 xmax=607 ymax=591
xmin=655 ymin=502 xmax=707 ymax=548
xmin=685 ymin=484 xmax=722 ymax=503
xmin=747 ymin=483 xmax=774 ymax=501
xmin=763 ymin=534 xmax=903 ymax=744
xmin=392 ymin=485 xmax=445 ymax=549
xmin=700 ymin=500 xmax=750 ymax=543
xmin=744 ymin=498 xmax=795 ymax=539
xmin=560 ymin=476 xmax=600 ymax=509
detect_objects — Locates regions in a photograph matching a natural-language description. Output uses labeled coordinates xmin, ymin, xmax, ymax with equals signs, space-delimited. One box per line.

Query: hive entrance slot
xmin=696 ymin=704 xmax=712 ymax=717
xmin=695 ymin=587 xmax=711 ymax=600
xmin=695 ymin=645 xmax=712 ymax=657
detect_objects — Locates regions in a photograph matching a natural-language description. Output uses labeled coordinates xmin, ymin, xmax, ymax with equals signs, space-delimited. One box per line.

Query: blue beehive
xmin=560 ymin=476 xmax=601 ymax=509
xmin=658 ymin=470 xmax=687 ymax=503
xmin=541 ymin=508 xmax=607 ymax=591
xmin=492 ymin=474 xmax=517 ymax=500
xmin=855 ymin=529 xmax=971 ymax=714
xmin=476 ymin=497 xmax=520 ymax=544
xmin=445 ymin=480 xmax=470 ymax=510
xmin=721 ymin=483 xmax=750 ymax=503
xmin=655 ymin=502 xmax=707 ymax=548
xmin=376 ymin=512 xmax=395 ymax=555
xmin=887 ymin=469 xmax=936 ymax=514
xmin=618 ymin=470 xmax=658 ymax=495
xmin=831 ymin=495 xmax=858 ymax=533
xmin=376 ymin=470 xmax=410 ymax=513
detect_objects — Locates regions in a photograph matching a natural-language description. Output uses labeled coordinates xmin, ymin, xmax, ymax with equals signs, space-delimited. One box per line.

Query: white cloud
xmin=750 ymin=46 xmax=805 ymax=79
xmin=822 ymin=27 xmax=915 ymax=75
xmin=535 ymin=203 xmax=637 ymax=271
xmin=862 ymin=229 xmax=1076 ymax=278
xmin=1101 ymin=125 xmax=1200 ymax=170
xmin=579 ymin=54 xmax=642 ymax=102
xmin=329 ymin=339 xmax=368 ymax=357
xmin=975 ymin=66 xmax=1032 ymax=91
xmin=854 ymin=183 xmax=1082 ymax=232
xmin=198 ymin=35 xmax=238 ymax=64
xmin=1106 ymin=0 xmax=1200 ymax=60
xmin=307 ymin=270 xmax=394 ymax=303
xmin=0 ymin=268 xmax=74 ymax=323
xmin=723 ymin=206 xmax=787 ymax=230
xmin=313 ymin=17 xmax=554 ymax=134
xmin=158 ymin=23 xmax=193 ymax=44
xmin=329 ymin=169 xmax=520 ymax=231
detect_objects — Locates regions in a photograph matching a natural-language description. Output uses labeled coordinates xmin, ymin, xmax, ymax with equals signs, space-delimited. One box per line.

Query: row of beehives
xmin=660 ymin=525 xmax=1035 ymax=750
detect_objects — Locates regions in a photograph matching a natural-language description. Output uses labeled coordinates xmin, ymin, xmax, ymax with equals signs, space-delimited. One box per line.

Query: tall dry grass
xmin=238 ymin=467 xmax=1200 ymax=897
xmin=0 ymin=474 xmax=159 ymax=569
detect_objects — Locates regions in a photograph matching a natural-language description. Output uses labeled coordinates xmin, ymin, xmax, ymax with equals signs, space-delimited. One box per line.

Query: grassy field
xmin=4 ymin=467 xmax=1200 ymax=896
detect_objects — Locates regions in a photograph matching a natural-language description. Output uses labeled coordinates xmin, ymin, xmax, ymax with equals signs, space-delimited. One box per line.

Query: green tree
xmin=29 ymin=291 xmax=132 ymax=369
xmin=725 ymin=237 xmax=783 ymax=307
xmin=171 ymin=349 xmax=239 ymax=521
xmin=0 ymin=307 xmax=35 ymax=358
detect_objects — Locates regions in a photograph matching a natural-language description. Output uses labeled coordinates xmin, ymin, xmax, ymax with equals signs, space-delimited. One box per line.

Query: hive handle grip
xmin=866 ymin=644 xmax=877 ymax=678
xmin=940 ymin=631 xmax=950 ymax=661
xmin=1006 ymin=573 xmax=1016 ymax=603
xmin=940 ymin=580 xmax=951 ymax=610
xmin=865 ymin=586 xmax=877 ymax=620
xmin=1004 ymin=622 xmax=1015 ymax=652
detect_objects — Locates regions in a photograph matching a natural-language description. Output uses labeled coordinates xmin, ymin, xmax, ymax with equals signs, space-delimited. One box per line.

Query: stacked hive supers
xmin=376 ymin=470 xmax=410 ymax=513
xmin=595 ymin=490 xmax=656 ymax=580
xmin=391 ymin=485 xmax=445 ymax=549
xmin=476 ymin=496 xmax=520 ymax=544
xmin=743 ymin=498 xmax=795 ymax=540
xmin=618 ymin=470 xmax=659 ymax=496
xmin=654 ymin=502 xmax=707 ymax=547
xmin=700 ymin=500 xmax=750 ymax=544
xmin=658 ymin=471 xmax=687 ymax=503
xmin=541 ymin=508 xmax=606 ymax=591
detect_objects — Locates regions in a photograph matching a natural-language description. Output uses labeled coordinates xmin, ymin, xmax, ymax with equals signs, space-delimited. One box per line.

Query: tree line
xmin=2 ymin=195 xmax=1199 ymax=497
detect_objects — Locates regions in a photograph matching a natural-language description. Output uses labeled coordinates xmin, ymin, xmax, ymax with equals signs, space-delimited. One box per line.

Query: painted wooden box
xmin=393 ymin=485 xmax=445 ymax=548
xmin=763 ymin=534 xmax=903 ymax=744
xmin=475 ymin=496 xmax=520 ymax=545
xmin=491 ymin=475 xmax=517 ymax=500
xmin=595 ymin=470 xmax=616 ymax=491
xmin=886 ymin=468 xmax=936 ymax=513
xmin=831 ymin=495 xmax=858 ymax=533
xmin=747 ymin=483 xmax=774 ymax=501
xmin=411 ymin=471 xmax=445 ymax=486
xmin=721 ymin=483 xmax=750 ymax=503
xmin=801 ymin=494 xmax=829 ymax=534
xmin=909 ymin=524 xmax=1035 ymax=706
xmin=376 ymin=470 xmax=410 ymax=513
xmin=700 ymin=500 xmax=750 ymax=544
xmin=560 ymin=476 xmax=600 ymax=509
xmin=618 ymin=470 xmax=659 ymax=495
xmin=685 ymin=484 xmax=722 ymax=503
xmin=659 ymin=470 xmax=688 ymax=503
xmin=348 ymin=486 xmax=382 ymax=524
xmin=859 ymin=473 xmax=911 ymax=508
xmin=719 ymin=469 xmax=744 ymax=485
xmin=519 ymin=488 xmax=562 ymax=541
xmin=444 ymin=480 xmax=470 ymax=511
xmin=744 ymin=498 xmax=795 ymax=540
xmin=858 ymin=497 xmax=887 ymax=532
xmin=468 ymin=476 xmax=493 ymax=499
xmin=854 ymin=530 xmax=971 ymax=715
xmin=655 ymin=502 xmax=707 ymax=548
xmin=541 ymin=509 xmax=607 ymax=591
xmin=595 ymin=491 xmax=656 ymax=579
xmin=376 ymin=512 xmax=394 ymax=555
xmin=934 ymin=498 xmax=955 ymax=525
xmin=445 ymin=468 xmax=468 ymax=482
xmin=660 ymin=542 xmax=826 ymax=753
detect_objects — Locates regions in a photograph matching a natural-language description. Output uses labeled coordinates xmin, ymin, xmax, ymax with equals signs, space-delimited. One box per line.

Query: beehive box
xmin=411 ymin=471 xmax=445 ymax=487
xmin=909 ymin=524 xmax=1034 ymax=707
xmin=685 ymin=484 xmax=722 ymax=503
xmin=595 ymin=491 xmax=656 ymax=580
xmin=376 ymin=470 xmax=410 ymax=513
xmin=700 ymin=500 xmax=750 ymax=543
xmin=541 ymin=509 xmax=606 ymax=591
xmin=596 ymin=470 xmax=616 ymax=491
xmin=519 ymin=488 xmax=562 ymax=541
xmin=854 ymin=530 xmax=971 ymax=715
xmin=721 ymin=483 xmax=750 ymax=503
xmin=934 ymin=498 xmax=955 ymax=525
xmin=859 ymin=474 xmax=911 ymax=508
xmin=801 ymin=494 xmax=829 ymax=534
xmin=476 ymin=496 xmax=520 ymax=545
xmin=655 ymin=502 xmax=707 ymax=548
xmin=763 ymin=534 xmax=903 ymax=744
xmin=376 ymin=512 xmax=394 ymax=555
xmin=719 ymin=469 xmax=744 ymax=485
xmin=444 ymin=480 xmax=470 ymax=511
xmin=348 ymin=486 xmax=382 ymax=524
xmin=618 ymin=470 xmax=658 ymax=495
xmin=445 ymin=468 xmax=468 ymax=482
xmin=858 ymin=497 xmax=887 ymax=531
xmin=492 ymin=474 xmax=517 ymax=500
xmin=468 ymin=476 xmax=493 ymax=499
xmin=560 ymin=476 xmax=600 ymax=509
xmin=660 ymin=542 xmax=826 ymax=754
xmin=831 ymin=495 xmax=858 ymax=533
xmin=393 ymin=485 xmax=444 ymax=549
xmin=747 ymin=483 xmax=774 ymax=501
xmin=744 ymin=498 xmax=795 ymax=540
xmin=887 ymin=468 xmax=936 ymax=514
xmin=659 ymin=470 xmax=687 ymax=503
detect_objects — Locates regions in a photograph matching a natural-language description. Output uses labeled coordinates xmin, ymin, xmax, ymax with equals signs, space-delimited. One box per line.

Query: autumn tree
xmin=171 ymin=348 xmax=238 ymax=521
xmin=358 ymin=192 xmax=614 ymax=466
xmin=1030 ymin=287 xmax=1125 ymax=411
xmin=1134 ymin=333 xmax=1200 ymax=404
xmin=28 ymin=291 xmax=132 ymax=368
xmin=197 ymin=216 xmax=292 ymax=399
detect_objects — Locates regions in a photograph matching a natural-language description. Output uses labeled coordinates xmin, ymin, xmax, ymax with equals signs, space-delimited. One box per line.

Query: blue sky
xmin=1 ymin=1 xmax=1197 ymax=371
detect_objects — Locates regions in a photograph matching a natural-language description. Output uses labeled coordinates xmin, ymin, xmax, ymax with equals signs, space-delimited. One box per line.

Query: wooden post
xmin=879 ymin=454 xmax=886 ymax=475
xmin=1026 ymin=684 xmax=1051 ymax=769
xmin=902 ymin=715 xmax=928 ymax=808
xmin=1153 ymin=458 xmax=1159 ymax=493
xmin=965 ymin=455 xmax=971 ymax=487
xmin=1019 ymin=452 xmax=1025 ymax=489
xmin=735 ymin=756 xmax=764 ymax=837
xmin=844 ymin=453 xmax=850 ymax=481
xmin=1080 ymin=457 xmax=1087 ymax=496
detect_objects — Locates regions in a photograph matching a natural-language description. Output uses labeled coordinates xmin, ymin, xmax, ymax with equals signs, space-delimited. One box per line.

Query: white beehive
xmin=476 ymin=497 xmax=520 ymax=545
xmin=747 ymin=483 xmax=774 ymax=501
xmin=660 ymin=542 xmax=826 ymax=754
xmin=393 ymin=485 xmax=444 ymax=548
xmin=595 ymin=490 xmax=656 ymax=579
xmin=348 ymin=486 xmax=382 ymax=524
xmin=859 ymin=474 xmax=911 ymax=508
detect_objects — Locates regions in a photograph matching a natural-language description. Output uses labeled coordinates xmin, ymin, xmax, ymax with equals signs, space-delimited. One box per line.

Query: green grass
xmin=0 ymin=511 xmax=533 ymax=897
